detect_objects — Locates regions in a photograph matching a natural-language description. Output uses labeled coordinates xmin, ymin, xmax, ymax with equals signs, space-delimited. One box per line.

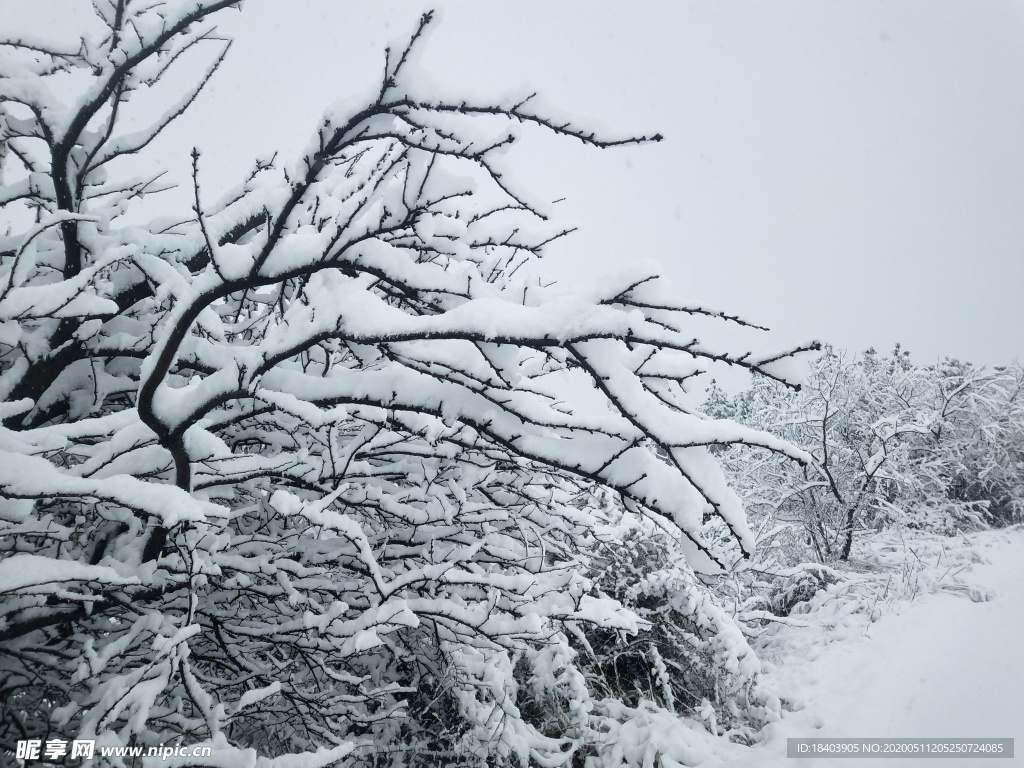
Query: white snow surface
xmin=614 ymin=526 xmax=1023 ymax=768
xmin=744 ymin=526 xmax=1024 ymax=768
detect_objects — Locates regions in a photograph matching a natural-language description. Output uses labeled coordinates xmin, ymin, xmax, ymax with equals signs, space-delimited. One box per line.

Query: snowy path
xmin=718 ymin=528 xmax=1024 ymax=768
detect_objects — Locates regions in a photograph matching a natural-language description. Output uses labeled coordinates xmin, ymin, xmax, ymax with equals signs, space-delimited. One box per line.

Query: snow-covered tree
xmin=709 ymin=347 xmax=1023 ymax=567
xmin=0 ymin=4 xmax=816 ymax=765
xmin=705 ymin=349 xmax=901 ymax=561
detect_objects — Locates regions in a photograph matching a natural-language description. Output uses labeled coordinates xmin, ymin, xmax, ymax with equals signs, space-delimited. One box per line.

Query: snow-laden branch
xmin=0 ymin=5 xmax=822 ymax=763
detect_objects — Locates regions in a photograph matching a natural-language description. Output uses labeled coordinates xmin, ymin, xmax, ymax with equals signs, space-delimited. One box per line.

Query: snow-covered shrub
xmin=760 ymin=567 xmax=838 ymax=618
xmin=575 ymin=504 xmax=781 ymax=744
xmin=898 ymin=358 xmax=1024 ymax=531
xmin=0 ymin=4 xmax=815 ymax=764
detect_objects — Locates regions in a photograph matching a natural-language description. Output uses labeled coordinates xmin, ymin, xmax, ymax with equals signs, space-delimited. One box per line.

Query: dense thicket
xmin=0 ymin=3 xmax=816 ymax=765
xmin=706 ymin=346 xmax=1023 ymax=566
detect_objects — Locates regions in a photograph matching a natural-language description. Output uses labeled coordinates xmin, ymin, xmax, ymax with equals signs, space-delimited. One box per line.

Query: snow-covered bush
xmin=580 ymin=510 xmax=780 ymax=735
xmin=898 ymin=358 xmax=1024 ymax=531
xmin=0 ymin=3 xmax=815 ymax=765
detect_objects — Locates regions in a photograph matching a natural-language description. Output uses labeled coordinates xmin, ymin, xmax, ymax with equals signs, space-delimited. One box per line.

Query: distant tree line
xmin=705 ymin=346 xmax=1023 ymax=564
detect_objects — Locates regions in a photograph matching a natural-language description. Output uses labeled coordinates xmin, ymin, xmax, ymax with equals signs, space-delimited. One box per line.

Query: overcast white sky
xmin=3 ymin=0 xmax=1023 ymax=370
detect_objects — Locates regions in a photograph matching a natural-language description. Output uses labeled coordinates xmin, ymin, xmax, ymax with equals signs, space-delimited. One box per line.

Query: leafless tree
xmin=0 ymin=4 xmax=815 ymax=764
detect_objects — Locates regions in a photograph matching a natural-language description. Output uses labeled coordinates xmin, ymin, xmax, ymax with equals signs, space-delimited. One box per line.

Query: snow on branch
xmin=0 ymin=4 xmax=817 ymax=764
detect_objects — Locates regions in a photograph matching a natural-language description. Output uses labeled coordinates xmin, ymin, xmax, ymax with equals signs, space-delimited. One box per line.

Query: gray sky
xmin=4 ymin=0 xmax=1023 ymax=369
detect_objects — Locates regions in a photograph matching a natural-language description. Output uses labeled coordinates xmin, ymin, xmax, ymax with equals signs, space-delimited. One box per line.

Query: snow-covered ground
xmin=695 ymin=526 xmax=1024 ymax=768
